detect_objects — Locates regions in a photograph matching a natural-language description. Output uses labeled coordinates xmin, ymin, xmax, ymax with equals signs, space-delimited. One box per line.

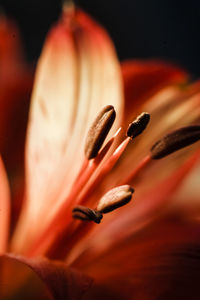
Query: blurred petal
xmin=0 ymin=254 xmax=92 ymax=300
xmin=12 ymin=8 xmax=123 ymax=253
xmin=122 ymin=59 xmax=187 ymax=123
xmin=0 ymin=15 xmax=33 ymax=168
xmin=0 ymin=156 xmax=10 ymax=253
xmin=0 ymin=15 xmax=24 ymax=77
xmin=104 ymin=75 xmax=200 ymax=192
xmin=0 ymin=15 xmax=32 ymax=233
xmin=102 ymin=148 xmax=200 ymax=245
xmin=68 ymin=149 xmax=200 ymax=267
xmin=86 ymin=218 xmax=200 ymax=300
xmin=0 ymin=255 xmax=51 ymax=300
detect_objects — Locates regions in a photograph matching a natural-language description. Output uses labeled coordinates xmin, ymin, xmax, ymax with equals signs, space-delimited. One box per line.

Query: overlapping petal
xmin=12 ymin=8 xmax=123 ymax=254
xmin=0 ymin=15 xmax=32 ymax=168
xmin=0 ymin=156 xmax=10 ymax=254
xmin=0 ymin=254 xmax=92 ymax=300
xmin=100 ymin=62 xmax=200 ymax=198
xmin=122 ymin=60 xmax=187 ymax=123
xmin=62 ymin=149 xmax=200 ymax=266
xmin=86 ymin=217 xmax=200 ymax=300
xmin=0 ymin=5 xmax=199 ymax=300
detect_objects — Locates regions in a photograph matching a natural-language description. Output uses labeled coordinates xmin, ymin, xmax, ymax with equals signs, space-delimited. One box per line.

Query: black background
xmin=1 ymin=0 xmax=200 ymax=77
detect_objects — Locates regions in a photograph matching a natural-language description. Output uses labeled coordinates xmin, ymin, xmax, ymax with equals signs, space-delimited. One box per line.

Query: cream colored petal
xmin=12 ymin=9 xmax=123 ymax=254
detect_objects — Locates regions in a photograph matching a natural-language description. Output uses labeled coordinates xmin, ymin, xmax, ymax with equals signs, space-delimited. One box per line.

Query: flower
xmin=0 ymin=4 xmax=200 ymax=299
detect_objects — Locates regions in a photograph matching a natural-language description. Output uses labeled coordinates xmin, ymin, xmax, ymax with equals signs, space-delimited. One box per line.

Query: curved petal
xmin=0 ymin=16 xmax=32 ymax=229
xmin=66 ymin=149 xmax=200 ymax=266
xmin=0 ymin=15 xmax=32 ymax=168
xmin=0 ymin=254 xmax=92 ymax=300
xmin=86 ymin=218 xmax=200 ymax=300
xmin=12 ymin=8 xmax=123 ymax=254
xmin=0 ymin=156 xmax=10 ymax=253
xmin=0 ymin=15 xmax=24 ymax=79
xmin=122 ymin=59 xmax=187 ymax=123
xmin=102 ymin=75 xmax=200 ymax=193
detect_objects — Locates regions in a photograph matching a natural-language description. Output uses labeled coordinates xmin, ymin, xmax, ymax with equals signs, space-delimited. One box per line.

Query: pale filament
xmin=26 ymin=127 xmax=127 ymax=256
xmin=26 ymin=111 xmax=155 ymax=257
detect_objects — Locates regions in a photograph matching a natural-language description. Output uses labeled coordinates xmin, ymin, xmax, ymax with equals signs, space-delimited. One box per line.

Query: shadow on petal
xmin=122 ymin=60 xmax=187 ymax=123
xmin=0 ymin=255 xmax=93 ymax=300
xmin=85 ymin=217 xmax=200 ymax=300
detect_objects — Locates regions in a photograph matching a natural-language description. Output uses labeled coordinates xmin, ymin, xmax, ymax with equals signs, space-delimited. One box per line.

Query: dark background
xmin=1 ymin=0 xmax=200 ymax=77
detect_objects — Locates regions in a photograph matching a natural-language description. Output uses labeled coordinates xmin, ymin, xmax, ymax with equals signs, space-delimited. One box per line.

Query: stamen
xmin=151 ymin=125 xmax=200 ymax=159
xmin=97 ymin=185 xmax=134 ymax=213
xmin=127 ymin=112 xmax=150 ymax=139
xmin=72 ymin=205 xmax=103 ymax=224
xmin=120 ymin=154 xmax=152 ymax=185
xmin=68 ymin=127 xmax=121 ymax=206
xmin=85 ymin=105 xmax=116 ymax=159
xmin=79 ymin=136 xmax=131 ymax=205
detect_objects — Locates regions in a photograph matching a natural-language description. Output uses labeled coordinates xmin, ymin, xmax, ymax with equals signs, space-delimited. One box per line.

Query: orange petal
xmin=0 ymin=15 xmax=23 ymax=74
xmin=0 ymin=254 xmax=92 ymax=299
xmin=0 ymin=15 xmax=33 ymax=167
xmin=104 ymin=149 xmax=200 ymax=243
xmin=85 ymin=218 xmax=200 ymax=299
xmin=0 ymin=156 xmax=10 ymax=253
xmin=68 ymin=149 xmax=200 ymax=265
xmin=104 ymin=81 xmax=200 ymax=192
xmin=12 ymin=7 xmax=123 ymax=254
xmin=121 ymin=60 xmax=187 ymax=123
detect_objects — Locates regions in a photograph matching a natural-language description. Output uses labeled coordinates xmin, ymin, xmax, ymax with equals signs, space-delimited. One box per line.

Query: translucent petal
xmin=12 ymin=9 xmax=123 ymax=254
xmin=0 ymin=156 xmax=10 ymax=253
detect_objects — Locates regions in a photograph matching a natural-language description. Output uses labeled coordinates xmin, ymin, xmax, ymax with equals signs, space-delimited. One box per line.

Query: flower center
xmin=26 ymin=106 xmax=200 ymax=260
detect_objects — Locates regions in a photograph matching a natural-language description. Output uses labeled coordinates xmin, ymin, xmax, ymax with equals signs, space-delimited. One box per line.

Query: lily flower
xmin=0 ymin=4 xmax=200 ymax=299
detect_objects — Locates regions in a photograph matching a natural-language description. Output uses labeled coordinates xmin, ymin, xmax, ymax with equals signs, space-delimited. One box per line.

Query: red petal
xmin=0 ymin=157 xmax=10 ymax=253
xmin=85 ymin=218 xmax=200 ymax=299
xmin=0 ymin=16 xmax=33 ymax=168
xmin=0 ymin=255 xmax=52 ymax=300
xmin=69 ymin=149 xmax=200 ymax=269
xmin=122 ymin=60 xmax=187 ymax=122
xmin=0 ymin=254 xmax=92 ymax=300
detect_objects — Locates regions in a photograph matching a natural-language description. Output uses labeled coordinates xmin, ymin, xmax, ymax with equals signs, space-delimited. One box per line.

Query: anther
xmin=72 ymin=205 xmax=103 ymax=224
xmin=127 ymin=112 xmax=150 ymax=139
xmin=85 ymin=105 xmax=116 ymax=159
xmin=151 ymin=125 xmax=200 ymax=159
xmin=97 ymin=185 xmax=134 ymax=214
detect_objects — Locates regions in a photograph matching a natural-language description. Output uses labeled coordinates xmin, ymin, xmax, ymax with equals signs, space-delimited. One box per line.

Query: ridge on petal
xmin=12 ymin=8 xmax=123 ymax=254
xmin=0 ymin=254 xmax=93 ymax=300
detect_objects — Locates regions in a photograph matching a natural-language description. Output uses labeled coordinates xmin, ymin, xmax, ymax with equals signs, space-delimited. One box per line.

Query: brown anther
xmin=151 ymin=125 xmax=200 ymax=159
xmin=127 ymin=112 xmax=150 ymax=139
xmin=97 ymin=185 xmax=134 ymax=214
xmin=85 ymin=105 xmax=116 ymax=159
xmin=72 ymin=205 xmax=103 ymax=224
